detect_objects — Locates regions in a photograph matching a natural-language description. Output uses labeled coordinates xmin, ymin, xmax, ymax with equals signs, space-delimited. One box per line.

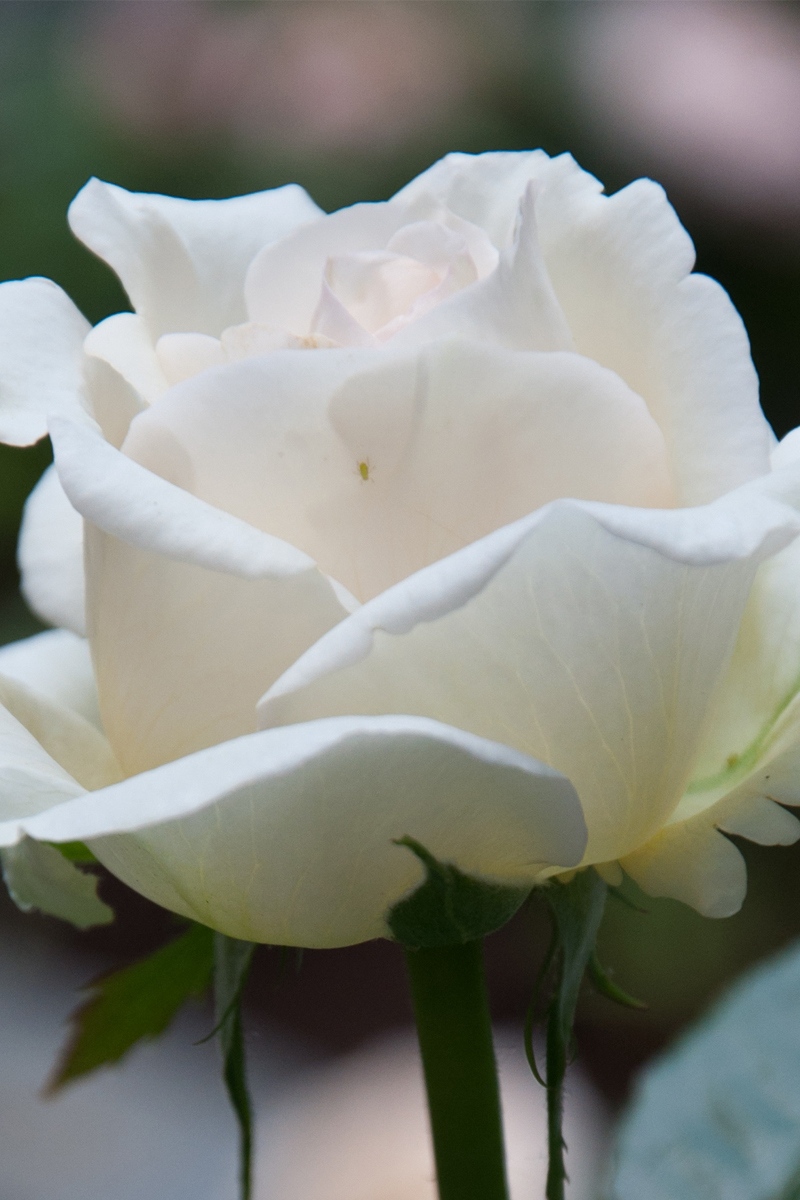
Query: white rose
xmin=0 ymin=150 xmax=798 ymax=946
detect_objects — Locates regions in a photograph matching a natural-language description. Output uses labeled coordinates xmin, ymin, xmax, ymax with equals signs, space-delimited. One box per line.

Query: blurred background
xmin=1 ymin=1 xmax=800 ymax=1196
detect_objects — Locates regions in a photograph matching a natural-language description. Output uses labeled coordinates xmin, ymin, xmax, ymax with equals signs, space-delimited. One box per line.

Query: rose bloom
xmin=0 ymin=151 xmax=799 ymax=945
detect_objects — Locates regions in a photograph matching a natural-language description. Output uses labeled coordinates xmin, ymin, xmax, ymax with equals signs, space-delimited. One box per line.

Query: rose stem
xmin=404 ymin=939 xmax=510 ymax=1200
xmin=545 ymin=988 xmax=568 ymax=1200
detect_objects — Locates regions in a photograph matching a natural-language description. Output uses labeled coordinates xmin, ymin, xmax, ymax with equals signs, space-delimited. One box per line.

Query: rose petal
xmin=0 ymin=698 xmax=85 ymax=819
xmin=155 ymin=332 xmax=226 ymax=386
xmin=399 ymin=150 xmax=773 ymax=503
xmin=0 ymin=278 xmax=90 ymax=446
xmin=50 ymin=415 xmax=318 ymax=579
xmin=259 ymin=474 xmax=800 ymax=868
xmin=392 ymin=183 xmax=574 ymax=352
xmin=49 ymin=414 xmax=349 ymax=773
xmin=85 ymin=524 xmax=348 ymax=773
xmin=0 ymin=715 xmax=586 ymax=947
xmin=0 ymin=673 xmax=120 ymax=791
xmin=681 ymin=533 xmax=800 ymax=814
xmin=0 ymin=630 xmax=100 ymax=726
xmin=68 ymin=179 xmax=322 ymax=340
xmin=84 ymin=312 xmax=168 ymax=405
xmin=1 ymin=838 xmax=112 ymax=928
xmin=393 ymin=150 xmax=553 ymax=248
xmin=18 ymin=465 xmax=86 ymax=636
xmin=535 ymin=154 xmax=773 ymax=504
xmin=119 ymin=340 xmax=674 ymax=604
xmin=245 ymin=202 xmax=412 ymax=336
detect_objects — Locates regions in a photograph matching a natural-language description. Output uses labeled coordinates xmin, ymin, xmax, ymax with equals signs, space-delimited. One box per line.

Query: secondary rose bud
xmin=0 ymin=151 xmax=798 ymax=946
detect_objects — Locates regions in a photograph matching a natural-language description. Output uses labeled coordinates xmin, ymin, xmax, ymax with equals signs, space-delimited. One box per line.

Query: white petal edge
xmin=84 ymin=311 xmax=168 ymax=404
xmin=1 ymin=839 xmax=112 ymax=928
xmin=0 ymin=673 xmax=121 ymax=792
xmin=0 ymin=715 xmax=587 ymax=948
xmin=260 ymin=469 xmax=800 ymax=718
xmin=0 ymin=630 xmax=100 ymax=727
xmin=0 ymin=278 xmax=90 ymax=446
xmin=626 ymin=702 xmax=800 ymax=918
xmin=392 ymin=150 xmax=552 ymax=248
xmin=534 ymin=156 xmax=773 ymax=505
xmin=18 ymin=464 xmax=86 ymax=636
xmin=69 ymin=179 xmax=323 ymax=339
xmin=257 ymin=468 xmax=800 ymax=868
xmin=49 ymin=414 xmax=320 ymax=579
xmin=392 ymin=182 xmax=574 ymax=353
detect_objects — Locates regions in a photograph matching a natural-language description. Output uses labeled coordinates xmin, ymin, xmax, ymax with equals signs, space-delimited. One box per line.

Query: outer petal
xmin=681 ymin=536 xmax=800 ymax=807
xmin=68 ymin=179 xmax=323 ymax=340
xmin=0 ymin=716 xmax=586 ymax=948
xmin=0 ymin=696 xmax=85 ymax=818
xmin=625 ymin=507 xmax=800 ymax=916
xmin=50 ymin=415 xmax=319 ymax=578
xmin=18 ymin=465 xmax=86 ymax=636
xmin=621 ymin=754 xmax=800 ymax=920
xmin=392 ymin=150 xmax=553 ymax=248
xmin=259 ymin=476 xmax=800 ymax=869
xmin=48 ymin=417 xmax=349 ymax=773
xmin=0 ymin=630 xmax=100 ymax=727
xmin=84 ymin=312 xmax=168 ymax=405
xmin=117 ymin=340 xmax=674 ymax=605
xmin=0 ymin=278 xmax=90 ymax=446
xmin=534 ymin=155 xmax=772 ymax=504
xmin=0 ymin=673 xmax=121 ymax=792
xmin=1 ymin=838 xmax=112 ymax=928
xmin=397 ymin=150 xmax=773 ymax=504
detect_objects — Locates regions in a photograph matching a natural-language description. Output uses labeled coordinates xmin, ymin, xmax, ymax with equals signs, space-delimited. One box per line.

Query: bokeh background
xmin=1 ymin=2 xmax=800 ymax=1196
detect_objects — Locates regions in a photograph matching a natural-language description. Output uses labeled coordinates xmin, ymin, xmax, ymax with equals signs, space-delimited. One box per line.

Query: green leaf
xmin=51 ymin=841 xmax=98 ymax=864
xmin=49 ymin=923 xmax=214 ymax=1092
xmin=214 ymin=934 xmax=256 ymax=1200
xmin=386 ymin=836 xmax=531 ymax=950
xmin=609 ymin=936 xmax=800 ymax=1200
xmin=2 ymin=838 xmax=112 ymax=929
xmin=588 ymin=950 xmax=647 ymax=1011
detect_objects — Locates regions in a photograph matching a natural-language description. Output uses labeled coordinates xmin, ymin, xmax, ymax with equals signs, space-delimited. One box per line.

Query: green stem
xmin=545 ymin=992 xmax=568 ymax=1200
xmin=404 ymin=940 xmax=509 ymax=1200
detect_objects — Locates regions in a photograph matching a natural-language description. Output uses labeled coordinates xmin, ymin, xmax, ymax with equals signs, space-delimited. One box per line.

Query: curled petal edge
xmin=259 ymin=468 xmax=800 ymax=719
xmin=49 ymin=415 xmax=318 ymax=580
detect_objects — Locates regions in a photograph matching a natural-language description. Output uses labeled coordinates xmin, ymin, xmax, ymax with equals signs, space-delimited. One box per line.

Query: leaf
xmin=609 ymin=936 xmax=800 ymax=1200
xmin=2 ymin=837 xmax=112 ymax=929
xmin=51 ymin=841 xmax=98 ymax=864
xmin=544 ymin=870 xmax=607 ymax=1044
xmin=214 ymin=934 xmax=256 ymax=1200
xmin=49 ymin=923 xmax=214 ymax=1092
xmin=386 ymin=836 xmax=531 ymax=949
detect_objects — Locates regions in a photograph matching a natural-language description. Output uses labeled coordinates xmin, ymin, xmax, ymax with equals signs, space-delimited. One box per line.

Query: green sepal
xmin=387 ymin=836 xmax=531 ymax=950
xmin=588 ymin=950 xmax=647 ymax=1010
xmin=544 ymin=870 xmax=608 ymax=1044
xmin=50 ymin=841 xmax=98 ymax=864
xmin=48 ymin=923 xmax=214 ymax=1092
xmin=214 ymin=934 xmax=256 ymax=1200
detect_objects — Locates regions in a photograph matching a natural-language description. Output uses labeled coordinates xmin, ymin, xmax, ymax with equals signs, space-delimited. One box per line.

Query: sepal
xmin=387 ymin=835 xmax=530 ymax=949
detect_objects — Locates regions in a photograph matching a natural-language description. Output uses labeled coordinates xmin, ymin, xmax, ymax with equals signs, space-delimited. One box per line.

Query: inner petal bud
xmin=323 ymin=252 xmax=442 ymax=335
